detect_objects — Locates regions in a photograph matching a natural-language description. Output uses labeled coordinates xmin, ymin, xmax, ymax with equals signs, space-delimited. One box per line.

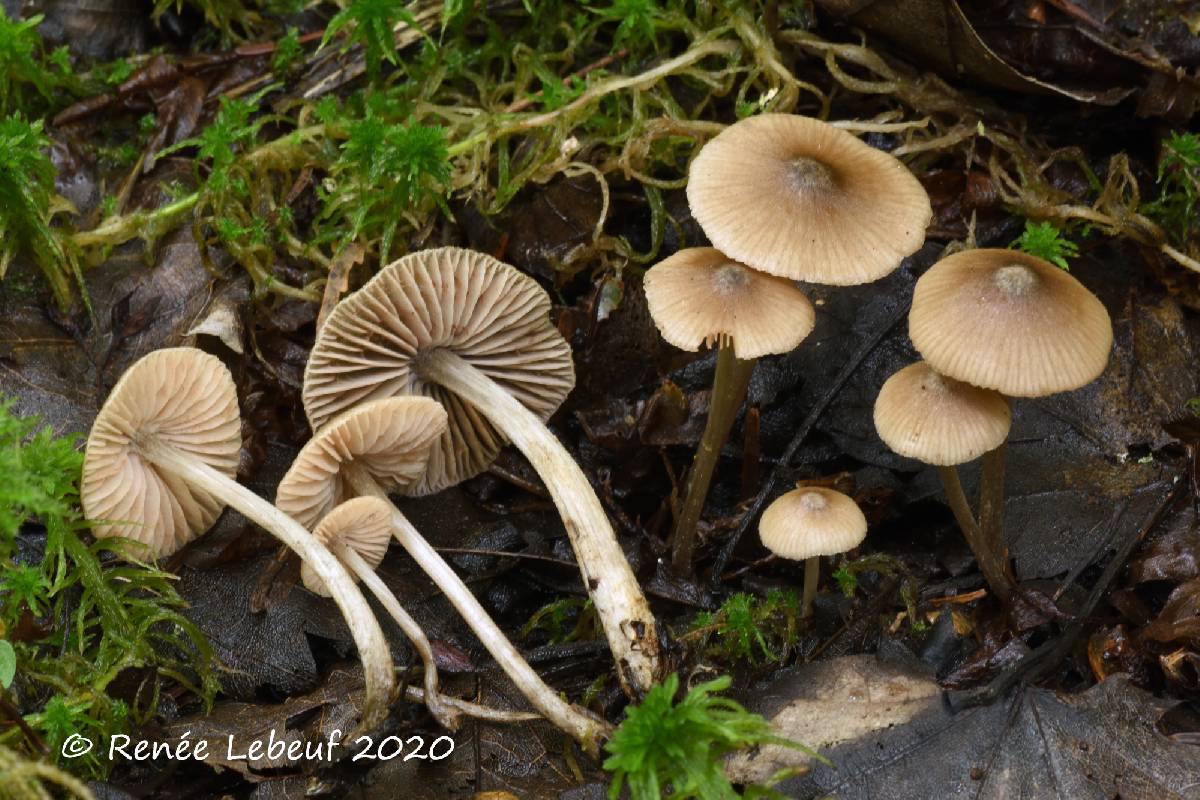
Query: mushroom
xmin=302 ymin=247 xmax=660 ymax=696
xmin=277 ymin=396 xmax=610 ymax=753
xmin=908 ymin=248 xmax=1113 ymax=595
xmin=81 ymin=347 xmax=394 ymax=727
xmin=304 ymin=494 xmax=459 ymax=729
xmin=643 ymin=247 xmax=815 ymax=573
xmin=873 ymin=360 xmax=1013 ymax=600
xmin=758 ymin=486 xmax=867 ymax=618
xmin=686 ymin=114 xmax=932 ymax=284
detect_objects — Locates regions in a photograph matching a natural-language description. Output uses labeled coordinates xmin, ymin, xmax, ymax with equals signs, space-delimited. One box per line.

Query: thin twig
xmin=434 ymin=547 xmax=577 ymax=568
xmin=947 ymin=479 xmax=1179 ymax=710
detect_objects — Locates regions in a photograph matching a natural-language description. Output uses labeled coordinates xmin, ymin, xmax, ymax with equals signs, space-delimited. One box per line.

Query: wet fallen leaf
xmin=814 ymin=0 xmax=1134 ymax=105
xmin=159 ymin=665 xmax=364 ymax=779
xmin=1144 ymin=579 xmax=1200 ymax=646
xmin=732 ymin=654 xmax=1200 ymax=799
xmin=1128 ymin=505 xmax=1200 ymax=585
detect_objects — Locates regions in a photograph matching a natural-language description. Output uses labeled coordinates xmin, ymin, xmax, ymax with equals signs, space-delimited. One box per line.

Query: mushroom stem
xmin=978 ymin=443 xmax=1012 ymax=594
xmin=801 ymin=556 xmax=819 ymax=619
xmin=671 ymin=341 xmax=756 ymax=574
xmin=133 ymin=437 xmax=394 ymax=728
xmin=402 ymin=686 xmax=541 ymax=723
xmin=417 ymin=348 xmax=661 ymax=697
xmin=326 ymin=540 xmax=459 ymax=730
xmin=936 ymin=465 xmax=1012 ymax=603
xmin=344 ymin=464 xmax=611 ymax=756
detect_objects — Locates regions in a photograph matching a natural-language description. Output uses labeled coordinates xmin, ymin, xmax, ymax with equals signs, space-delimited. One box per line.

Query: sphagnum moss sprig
xmin=0 ymin=397 xmax=218 ymax=780
xmin=0 ymin=116 xmax=86 ymax=311
xmin=603 ymin=674 xmax=825 ymax=800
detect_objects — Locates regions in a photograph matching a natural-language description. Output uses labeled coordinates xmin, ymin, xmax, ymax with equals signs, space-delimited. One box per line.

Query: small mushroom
xmin=758 ymin=487 xmax=867 ymax=618
xmin=908 ymin=249 xmax=1113 ymax=598
xmin=643 ymin=247 xmax=815 ymax=573
xmin=303 ymin=246 xmax=661 ymax=696
xmin=278 ymin=392 xmax=611 ymax=754
xmin=874 ymin=360 xmax=1012 ymax=600
xmin=302 ymin=496 xmax=459 ymax=729
xmin=687 ymin=114 xmax=932 ymax=284
xmin=81 ymin=348 xmax=394 ymax=727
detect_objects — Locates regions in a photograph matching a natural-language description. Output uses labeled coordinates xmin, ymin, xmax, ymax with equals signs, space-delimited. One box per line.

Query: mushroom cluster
xmin=81 ymin=246 xmax=659 ymax=754
xmin=643 ymin=113 xmax=931 ymax=579
xmin=82 ymin=348 xmax=397 ymax=729
xmin=875 ymin=248 xmax=1113 ymax=602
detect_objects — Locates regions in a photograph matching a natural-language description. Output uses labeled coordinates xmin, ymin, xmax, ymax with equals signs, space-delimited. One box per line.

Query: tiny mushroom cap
xmin=301 ymin=497 xmax=394 ymax=597
xmin=909 ymin=249 xmax=1113 ymax=397
xmin=643 ymin=247 xmax=816 ymax=359
xmin=276 ymin=397 xmax=448 ymax=530
xmin=303 ymin=247 xmax=573 ymax=495
xmin=759 ymin=487 xmax=867 ymax=561
xmin=874 ymin=361 xmax=1012 ymax=466
xmin=82 ymin=348 xmax=241 ymax=560
xmin=686 ymin=114 xmax=932 ymax=285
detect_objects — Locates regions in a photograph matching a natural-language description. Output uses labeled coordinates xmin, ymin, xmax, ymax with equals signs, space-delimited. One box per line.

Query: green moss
xmin=151 ymin=0 xmax=261 ymax=43
xmin=687 ymin=589 xmax=801 ymax=666
xmin=0 ymin=399 xmax=218 ymax=780
xmin=323 ymin=0 xmax=429 ymax=85
xmin=0 ymin=116 xmax=85 ymax=310
xmin=0 ymin=11 xmax=57 ymax=115
xmin=1011 ymin=220 xmax=1079 ymax=270
xmin=603 ymin=674 xmax=823 ymax=800
xmin=1145 ymin=131 xmax=1200 ymax=248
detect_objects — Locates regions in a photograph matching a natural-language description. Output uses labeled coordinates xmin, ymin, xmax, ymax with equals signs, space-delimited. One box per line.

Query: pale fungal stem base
xmin=344 ymin=464 xmax=610 ymax=756
xmin=936 ymin=464 xmax=1013 ymax=604
xmin=402 ymin=686 xmax=540 ymax=723
xmin=672 ymin=340 xmax=756 ymax=574
xmin=801 ymin=556 xmax=819 ymax=619
xmin=417 ymin=348 xmax=661 ymax=698
xmin=135 ymin=438 xmax=394 ymax=729
xmin=331 ymin=541 xmax=459 ymax=730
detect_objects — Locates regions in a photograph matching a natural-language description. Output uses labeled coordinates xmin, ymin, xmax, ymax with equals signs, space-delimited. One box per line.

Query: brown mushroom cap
xmin=276 ymin=397 xmax=447 ymax=531
xmin=643 ymin=247 xmax=815 ymax=359
xmin=687 ymin=114 xmax=931 ymax=285
xmin=874 ymin=361 xmax=1011 ymax=466
xmin=908 ymin=249 xmax=1113 ymax=397
xmin=82 ymin=348 xmax=241 ymax=559
xmin=758 ymin=486 xmax=867 ymax=561
xmin=301 ymin=496 xmax=394 ymax=597
xmin=303 ymin=247 xmax=574 ymax=495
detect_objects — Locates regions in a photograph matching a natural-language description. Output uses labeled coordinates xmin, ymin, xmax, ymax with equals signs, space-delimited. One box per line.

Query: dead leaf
xmin=732 ymin=654 xmax=1200 ymax=799
xmin=160 ymin=665 xmax=364 ymax=779
xmin=727 ymin=654 xmax=940 ymax=782
xmin=1144 ymin=579 xmax=1200 ymax=646
xmin=814 ymin=0 xmax=1134 ymax=105
xmin=187 ymin=295 xmax=245 ymax=354
xmin=316 ymin=243 xmax=363 ymax=334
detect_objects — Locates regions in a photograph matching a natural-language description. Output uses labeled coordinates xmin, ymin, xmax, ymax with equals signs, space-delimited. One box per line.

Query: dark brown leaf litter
xmin=732 ymin=653 xmax=1200 ymax=799
xmin=816 ymin=0 xmax=1200 ymax=120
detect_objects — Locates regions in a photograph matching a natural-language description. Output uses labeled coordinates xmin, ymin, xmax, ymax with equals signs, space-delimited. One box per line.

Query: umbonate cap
xmin=82 ymin=348 xmax=241 ymax=559
xmin=908 ymin=249 xmax=1113 ymax=397
xmin=643 ymin=247 xmax=815 ymax=359
xmin=687 ymin=114 xmax=931 ymax=285
xmin=301 ymin=496 xmax=394 ymax=597
xmin=303 ymin=247 xmax=574 ymax=494
xmin=758 ymin=486 xmax=867 ymax=561
xmin=874 ymin=361 xmax=1011 ymax=466
xmin=276 ymin=397 xmax=447 ymax=531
